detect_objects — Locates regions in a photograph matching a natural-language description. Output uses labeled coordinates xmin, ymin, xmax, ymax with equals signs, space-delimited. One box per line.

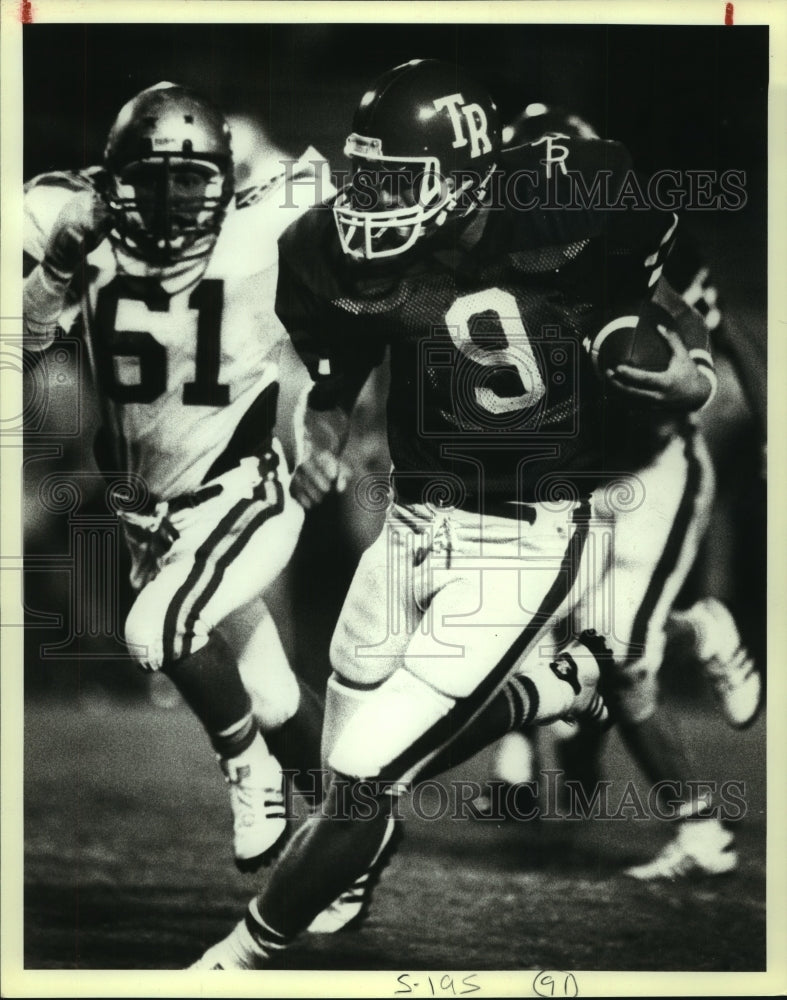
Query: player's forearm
xmin=306 ymin=359 xmax=375 ymax=416
xmin=22 ymin=261 xmax=70 ymax=349
xmin=656 ymin=278 xmax=717 ymax=411
xmin=290 ymin=396 xmax=352 ymax=509
xmin=23 ymin=186 xmax=110 ymax=350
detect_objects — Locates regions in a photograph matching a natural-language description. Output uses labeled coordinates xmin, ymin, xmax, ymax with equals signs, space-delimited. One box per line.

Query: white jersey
xmin=24 ymin=148 xmax=332 ymax=499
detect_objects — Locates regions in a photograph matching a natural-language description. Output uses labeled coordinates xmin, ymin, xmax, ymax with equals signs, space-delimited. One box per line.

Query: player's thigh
xmin=595 ymin=432 xmax=713 ymax=649
xmin=346 ymin=569 xmax=545 ymax=783
xmin=124 ymin=558 xmax=196 ymax=670
xmin=325 ymin=575 xmax=571 ymax=783
xmin=404 ymin=517 xmax=591 ymax=699
xmin=197 ymin=479 xmax=304 ymax=631
xmin=124 ymin=475 xmax=301 ymax=670
xmin=330 ymin=515 xmax=423 ymax=686
xmin=327 ymin=506 xmax=590 ymax=783
xmin=402 ymin=562 xmax=535 ymax=698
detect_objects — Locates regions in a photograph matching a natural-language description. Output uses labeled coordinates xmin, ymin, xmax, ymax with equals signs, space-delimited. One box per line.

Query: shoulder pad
xmin=235 ymin=146 xmax=335 ymax=211
xmin=278 ymin=203 xmax=347 ymax=300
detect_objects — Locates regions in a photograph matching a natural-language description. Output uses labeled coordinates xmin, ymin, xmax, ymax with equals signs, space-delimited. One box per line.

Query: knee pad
xmin=124 ymin=598 xmax=165 ymax=672
xmin=329 ymin=619 xmax=401 ymax=688
xmin=124 ymin=592 xmax=209 ymax=673
xmin=321 ymin=672 xmax=371 ymax=768
xmin=324 ymin=669 xmax=454 ymax=781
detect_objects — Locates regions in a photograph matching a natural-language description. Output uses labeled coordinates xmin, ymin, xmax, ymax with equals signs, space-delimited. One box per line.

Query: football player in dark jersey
xmin=475 ymin=104 xmax=760 ymax=881
xmin=191 ymin=59 xmax=716 ymax=969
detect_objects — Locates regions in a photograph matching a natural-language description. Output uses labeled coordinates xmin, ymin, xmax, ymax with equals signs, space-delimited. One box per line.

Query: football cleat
xmin=307 ymin=818 xmax=404 ymax=933
xmin=305 ymin=874 xmax=372 ymax=935
xmin=624 ymin=820 xmax=738 ymax=881
xmin=190 ymin=919 xmax=263 ymax=970
xmin=220 ymin=733 xmax=288 ymax=872
xmin=669 ymin=598 xmax=761 ymax=729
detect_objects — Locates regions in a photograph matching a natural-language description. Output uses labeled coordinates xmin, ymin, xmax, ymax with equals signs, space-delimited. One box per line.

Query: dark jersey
xmin=276 ymin=135 xmax=677 ymax=511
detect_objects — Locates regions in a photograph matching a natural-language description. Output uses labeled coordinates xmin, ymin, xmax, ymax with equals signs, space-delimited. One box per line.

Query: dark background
xmin=23 ymin=23 xmax=768 ymax=186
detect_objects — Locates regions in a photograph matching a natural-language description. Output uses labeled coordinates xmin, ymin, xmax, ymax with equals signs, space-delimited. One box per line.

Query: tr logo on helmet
xmin=432 ymin=94 xmax=493 ymax=158
xmin=333 ymin=59 xmax=501 ymax=261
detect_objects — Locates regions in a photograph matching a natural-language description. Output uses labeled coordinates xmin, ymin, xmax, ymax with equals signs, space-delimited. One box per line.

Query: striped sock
xmin=507 ymin=674 xmax=541 ymax=728
xmin=246 ymin=898 xmax=294 ymax=959
xmin=212 ymin=712 xmax=257 ymax=758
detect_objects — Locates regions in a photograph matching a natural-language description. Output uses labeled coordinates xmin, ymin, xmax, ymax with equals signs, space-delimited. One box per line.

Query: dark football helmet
xmin=103 ymin=82 xmax=233 ymax=263
xmin=334 ymin=59 xmax=501 ymax=260
xmin=502 ymin=102 xmax=600 ymax=148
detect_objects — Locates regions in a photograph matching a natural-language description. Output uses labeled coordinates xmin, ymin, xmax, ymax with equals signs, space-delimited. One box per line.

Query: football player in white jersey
xmin=23 ymin=82 xmax=332 ymax=872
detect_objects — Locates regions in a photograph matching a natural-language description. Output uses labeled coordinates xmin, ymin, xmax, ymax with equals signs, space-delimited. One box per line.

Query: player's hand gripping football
xmin=291 ymin=402 xmax=352 ymax=510
xmin=42 ymin=187 xmax=113 ymax=282
xmin=605 ymin=325 xmax=712 ymax=412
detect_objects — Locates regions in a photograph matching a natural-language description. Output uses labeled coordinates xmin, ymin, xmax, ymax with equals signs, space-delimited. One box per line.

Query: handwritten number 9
xmin=533 ymin=971 xmax=579 ymax=997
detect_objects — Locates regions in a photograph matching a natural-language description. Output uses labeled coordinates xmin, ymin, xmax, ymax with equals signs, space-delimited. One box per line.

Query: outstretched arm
xmin=275 ymin=250 xmax=385 ymax=509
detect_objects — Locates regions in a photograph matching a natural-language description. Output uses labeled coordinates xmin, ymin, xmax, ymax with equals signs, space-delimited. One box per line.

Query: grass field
xmin=20 ymin=691 xmax=766 ymax=978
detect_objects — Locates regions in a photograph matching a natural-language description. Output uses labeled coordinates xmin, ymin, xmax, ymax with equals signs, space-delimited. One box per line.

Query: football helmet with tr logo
xmin=334 ymin=59 xmax=500 ymax=260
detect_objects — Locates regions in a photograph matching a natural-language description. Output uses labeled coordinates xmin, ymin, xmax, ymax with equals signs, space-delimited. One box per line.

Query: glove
xmin=24 ymin=187 xmax=113 ymax=345
xmin=42 ymin=187 xmax=113 ymax=282
xmin=291 ymin=403 xmax=352 ymax=510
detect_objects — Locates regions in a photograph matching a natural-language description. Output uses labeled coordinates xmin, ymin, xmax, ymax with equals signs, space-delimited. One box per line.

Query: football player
xmin=313 ymin=103 xmax=749 ymax=926
xmin=23 ymin=82 xmax=331 ymax=872
xmin=190 ymin=59 xmax=718 ymax=969
xmin=480 ymin=104 xmax=761 ymax=882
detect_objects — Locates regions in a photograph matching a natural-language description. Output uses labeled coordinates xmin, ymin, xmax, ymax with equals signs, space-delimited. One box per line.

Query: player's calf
xmin=668 ymin=598 xmax=761 ymax=729
xmin=307 ymin=815 xmax=404 ymax=934
xmin=125 ymin=614 xmax=290 ymax=871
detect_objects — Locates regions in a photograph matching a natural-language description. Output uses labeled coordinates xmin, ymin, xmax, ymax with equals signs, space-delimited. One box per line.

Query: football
xmin=589 ymin=300 xmax=674 ymax=374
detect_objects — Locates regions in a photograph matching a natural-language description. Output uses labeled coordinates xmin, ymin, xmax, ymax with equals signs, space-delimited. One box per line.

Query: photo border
xmin=2 ymin=1 xmax=785 ymax=996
